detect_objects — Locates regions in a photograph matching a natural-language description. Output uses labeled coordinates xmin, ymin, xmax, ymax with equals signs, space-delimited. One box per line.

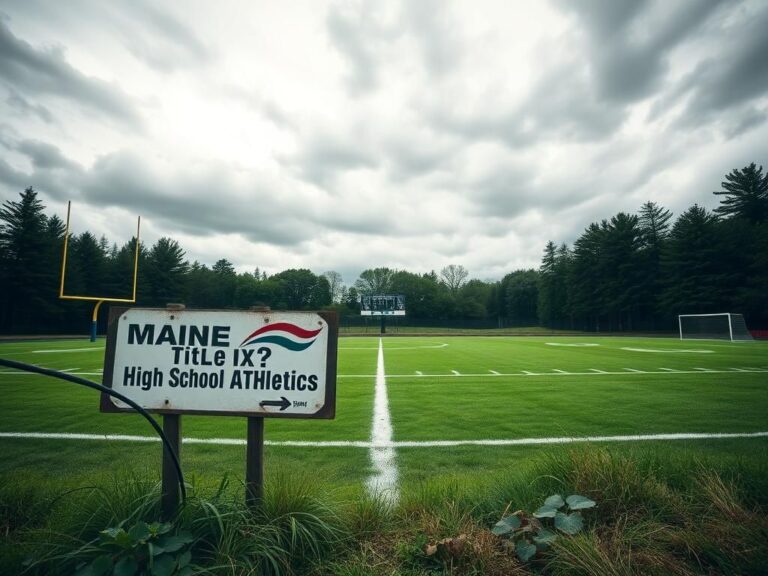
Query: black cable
xmin=0 ymin=358 xmax=186 ymax=502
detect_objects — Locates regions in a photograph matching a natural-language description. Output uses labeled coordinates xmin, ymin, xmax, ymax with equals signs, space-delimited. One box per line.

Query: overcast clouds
xmin=1 ymin=0 xmax=767 ymax=284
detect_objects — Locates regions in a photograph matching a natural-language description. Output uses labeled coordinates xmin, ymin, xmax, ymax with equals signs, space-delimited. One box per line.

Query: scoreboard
xmin=360 ymin=294 xmax=406 ymax=316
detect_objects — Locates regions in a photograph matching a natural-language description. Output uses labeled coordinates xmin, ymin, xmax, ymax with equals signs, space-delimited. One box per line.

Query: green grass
xmin=1 ymin=335 xmax=766 ymax=493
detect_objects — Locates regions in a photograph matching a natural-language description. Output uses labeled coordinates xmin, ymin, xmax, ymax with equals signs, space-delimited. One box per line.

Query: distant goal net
xmin=678 ymin=313 xmax=754 ymax=341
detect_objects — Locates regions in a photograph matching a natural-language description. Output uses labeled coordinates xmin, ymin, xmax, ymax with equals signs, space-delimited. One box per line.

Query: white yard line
xmin=2 ymin=369 xmax=763 ymax=379
xmin=553 ymin=369 xmax=568 ymax=374
xmin=451 ymin=370 xmax=461 ymax=376
xmin=31 ymin=348 xmax=102 ymax=354
xmin=365 ymin=339 xmax=399 ymax=504
xmin=2 ymin=431 xmax=766 ymax=448
xmin=589 ymin=369 xmax=606 ymax=373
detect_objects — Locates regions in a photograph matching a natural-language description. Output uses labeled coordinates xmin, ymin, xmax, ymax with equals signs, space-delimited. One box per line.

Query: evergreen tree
xmin=713 ymin=163 xmax=768 ymax=223
xmin=660 ymin=205 xmax=723 ymax=315
xmin=144 ymin=238 xmax=189 ymax=306
xmin=0 ymin=188 xmax=52 ymax=331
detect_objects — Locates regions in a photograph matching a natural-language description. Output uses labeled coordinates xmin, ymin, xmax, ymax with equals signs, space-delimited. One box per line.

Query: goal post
xmin=678 ymin=313 xmax=754 ymax=342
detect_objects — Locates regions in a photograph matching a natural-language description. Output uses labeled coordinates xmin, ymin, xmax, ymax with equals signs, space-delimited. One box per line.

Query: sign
xmin=360 ymin=294 xmax=406 ymax=316
xmin=101 ymin=308 xmax=337 ymax=418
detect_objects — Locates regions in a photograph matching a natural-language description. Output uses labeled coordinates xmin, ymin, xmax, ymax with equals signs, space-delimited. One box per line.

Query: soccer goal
xmin=678 ymin=313 xmax=754 ymax=341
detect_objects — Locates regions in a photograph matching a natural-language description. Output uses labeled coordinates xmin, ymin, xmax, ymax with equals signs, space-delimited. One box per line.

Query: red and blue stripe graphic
xmin=239 ymin=322 xmax=322 ymax=351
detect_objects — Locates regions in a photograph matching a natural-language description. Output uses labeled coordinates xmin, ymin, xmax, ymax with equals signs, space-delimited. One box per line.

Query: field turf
xmin=1 ymin=336 xmax=767 ymax=495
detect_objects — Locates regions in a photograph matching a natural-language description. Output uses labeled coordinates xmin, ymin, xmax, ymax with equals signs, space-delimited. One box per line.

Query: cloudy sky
xmin=1 ymin=0 xmax=767 ymax=285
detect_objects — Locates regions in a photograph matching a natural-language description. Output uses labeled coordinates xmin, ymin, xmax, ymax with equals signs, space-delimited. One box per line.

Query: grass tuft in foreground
xmin=2 ymin=446 xmax=767 ymax=575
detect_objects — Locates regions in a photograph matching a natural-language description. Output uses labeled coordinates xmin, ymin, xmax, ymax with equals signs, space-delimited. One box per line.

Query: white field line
xmin=2 ymin=369 xmax=765 ymax=379
xmin=2 ymin=431 xmax=767 ymax=448
xmin=489 ymin=370 xmax=501 ymax=375
xmin=589 ymin=369 xmax=606 ymax=373
xmin=694 ymin=367 xmax=715 ymax=372
xmin=553 ymin=369 xmax=568 ymax=374
xmin=31 ymin=347 xmax=103 ymax=354
xmin=451 ymin=370 xmax=461 ymax=376
xmin=365 ymin=339 xmax=399 ymax=504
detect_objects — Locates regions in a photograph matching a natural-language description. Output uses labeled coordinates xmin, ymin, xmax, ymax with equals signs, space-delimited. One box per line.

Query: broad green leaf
xmin=492 ymin=515 xmax=522 ymax=535
xmin=544 ymin=494 xmax=565 ymax=508
xmin=160 ymin=534 xmax=194 ymax=553
xmin=554 ymin=511 xmax=584 ymax=535
xmin=100 ymin=527 xmax=123 ymax=541
xmin=128 ymin=522 xmax=151 ymax=543
xmin=89 ymin=554 xmax=113 ymax=576
xmin=533 ymin=505 xmax=558 ymax=518
xmin=515 ymin=540 xmax=537 ymax=562
xmin=533 ymin=528 xmax=558 ymax=545
xmin=566 ymin=495 xmax=596 ymax=510
xmin=151 ymin=554 xmax=175 ymax=576
xmin=177 ymin=550 xmax=192 ymax=568
xmin=102 ymin=529 xmax=134 ymax=549
xmin=114 ymin=556 xmax=139 ymax=576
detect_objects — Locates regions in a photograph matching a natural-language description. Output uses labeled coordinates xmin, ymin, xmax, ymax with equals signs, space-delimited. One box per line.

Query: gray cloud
xmin=560 ymin=0 xmax=727 ymax=104
xmin=14 ymin=139 xmax=81 ymax=172
xmin=0 ymin=16 xmax=139 ymax=125
xmin=5 ymin=88 xmax=52 ymax=123
xmin=0 ymin=156 xmax=29 ymax=191
xmin=116 ymin=1 xmax=211 ymax=72
xmin=675 ymin=4 xmax=768 ymax=128
xmin=80 ymin=151 xmax=318 ymax=246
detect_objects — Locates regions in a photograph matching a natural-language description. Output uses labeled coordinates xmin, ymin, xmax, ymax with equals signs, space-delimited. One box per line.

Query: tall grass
xmin=3 ymin=446 xmax=767 ymax=575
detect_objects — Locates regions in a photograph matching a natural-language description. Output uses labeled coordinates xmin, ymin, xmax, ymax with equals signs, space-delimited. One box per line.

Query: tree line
xmin=1 ymin=163 xmax=766 ymax=334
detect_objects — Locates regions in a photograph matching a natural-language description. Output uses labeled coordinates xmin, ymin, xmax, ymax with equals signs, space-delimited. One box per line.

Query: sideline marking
xmin=339 ymin=343 xmax=448 ymax=350
xmin=622 ymin=347 xmax=714 ymax=353
xmin=2 ymin=368 xmax=765 ymax=378
xmin=2 ymin=431 xmax=766 ymax=448
xmin=32 ymin=347 xmax=103 ymax=354
xmin=366 ymin=339 xmax=399 ymax=503
xmin=546 ymin=343 xmax=600 ymax=347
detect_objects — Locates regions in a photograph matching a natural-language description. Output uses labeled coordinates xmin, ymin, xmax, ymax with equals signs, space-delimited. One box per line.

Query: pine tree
xmin=0 ymin=188 xmax=51 ymax=331
xmin=713 ymin=163 xmax=768 ymax=223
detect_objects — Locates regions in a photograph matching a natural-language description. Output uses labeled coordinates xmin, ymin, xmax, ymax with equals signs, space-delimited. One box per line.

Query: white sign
xmin=103 ymin=309 xmax=337 ymax=418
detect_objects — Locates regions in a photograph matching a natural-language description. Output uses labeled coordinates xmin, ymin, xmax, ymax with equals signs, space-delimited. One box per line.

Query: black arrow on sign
xmin=260 ymin=397 xmax=291 ymax=411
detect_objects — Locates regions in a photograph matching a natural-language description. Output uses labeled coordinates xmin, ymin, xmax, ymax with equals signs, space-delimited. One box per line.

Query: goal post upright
xmin=59 ymin=201 xmax=142 ymax=341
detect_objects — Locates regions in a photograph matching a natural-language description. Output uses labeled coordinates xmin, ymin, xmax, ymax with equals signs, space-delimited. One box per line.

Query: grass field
xmin=1 ymin=335 xmax=767 ymax=496
xmin=2 ymin=335 xmax=768 ymax=574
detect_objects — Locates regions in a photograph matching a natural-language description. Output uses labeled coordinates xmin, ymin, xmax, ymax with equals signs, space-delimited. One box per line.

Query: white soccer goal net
xmin=678 ymin=313 xmax=754 ymax=341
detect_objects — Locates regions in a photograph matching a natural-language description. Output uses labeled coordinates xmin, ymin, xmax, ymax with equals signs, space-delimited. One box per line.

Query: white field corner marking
xmin=366 ymin=338 xmax=399 ymax=503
